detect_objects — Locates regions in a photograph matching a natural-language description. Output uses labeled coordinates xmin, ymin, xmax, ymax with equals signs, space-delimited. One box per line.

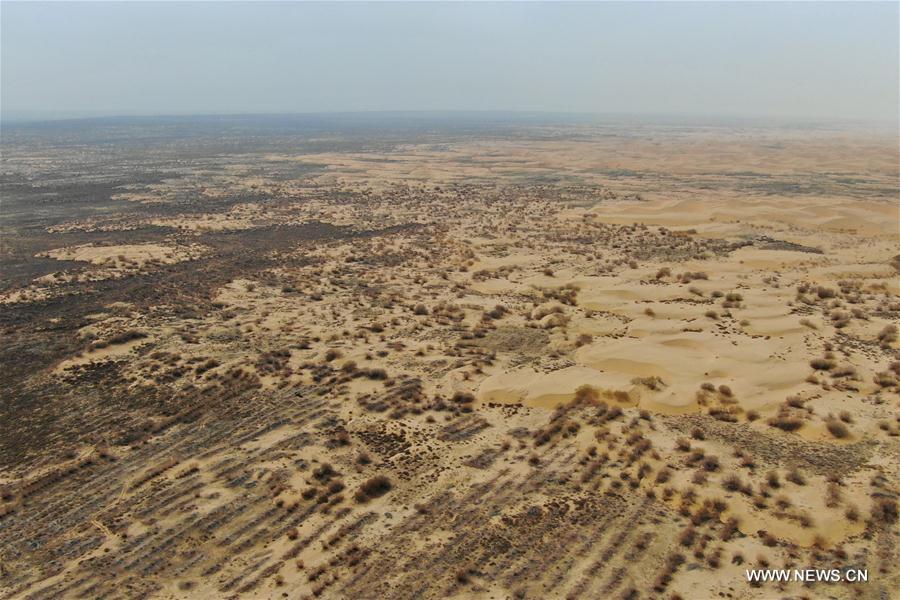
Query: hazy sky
xmin=2 ymin=1 xmax=898 ymax=122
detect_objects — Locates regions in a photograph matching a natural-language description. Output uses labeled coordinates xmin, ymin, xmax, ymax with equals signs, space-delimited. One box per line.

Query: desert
xmin=0 ymin=114 xmax=897 ymax=599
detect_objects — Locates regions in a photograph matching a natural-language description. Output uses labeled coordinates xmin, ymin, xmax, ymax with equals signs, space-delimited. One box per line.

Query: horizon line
xmin=3 ymin=108 xmax=898 ymax=129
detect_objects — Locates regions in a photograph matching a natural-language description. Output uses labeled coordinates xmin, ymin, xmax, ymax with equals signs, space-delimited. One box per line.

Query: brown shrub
xmin=871 ymin=497 xmax=898 ymax=524
xmin=722 ymin=474 xmax=742 ymax=492
xmin=655 ymin=468 xmax=672 ymax=484
xmin=701 ymin=456 xmax=720 ymax=472
xmin=831 ymin=365 xmax=858 ymax=379
xmin=720 ymin=517 xmax=739 ymax=541
xmin=826 ymin=419 xmax=850 ymax=439
xmin=878 ymin=324 xmax=898 ymax=345
xmin=678 ymin=526 xmax=696 ymax=547
xmin=767 ymin=416 xmax=803 ymax=432
xmin=785 ymin=468 xmax=806 ymax=486
xmin=810 ymin=358 xmax=834 ymax=371
xmin=354 ymin=476 xmax=392 ymax=503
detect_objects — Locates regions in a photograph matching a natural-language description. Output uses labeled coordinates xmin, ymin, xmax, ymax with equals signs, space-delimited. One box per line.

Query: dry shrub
xmin=825 ymin=483 xmax=842 ymax=508
xmin=874 ymin=371 xmax=898 ymax=388
xmin=831 ymin=364 xmax=857 ymax=379
xmin=810 ymin=358 xmax=834 ymax=371
xmin=878 ymin=324 xmax=898 ymax=346
xmin=767 ymin=416 xmax=803 ymax=432
xmin=354 ymin=476 xmax=392 ymax=503
xmin=451 ymin=391 xmax=475 ymax=404
xmin=720 ymin=517 xmax=739 ymax=541
xmin=785 ymin=468 xmax=806 ymax=486
xmin=785 ymin=396 xmax=805 ymax=408
xmin=364 ymin=368 xmax=388 ymax=380
xmin=655 ymin=468 xmax=672 ymax=484
xmin=575 ymin=333 xmax=593 ymax=347
xmin=826 ymin=419 xmax=850 ymax=439
xmin=722 ymin=474 xmax=742 ymax=492
xmin=701 ymin=455 xmax=720 ymax=472
xmin=871 ymin=497 xmax=898 ymax=524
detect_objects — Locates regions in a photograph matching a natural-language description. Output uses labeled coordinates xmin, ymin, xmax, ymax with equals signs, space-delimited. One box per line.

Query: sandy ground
xmin=1 ymin=126 xmax=898 ymax=600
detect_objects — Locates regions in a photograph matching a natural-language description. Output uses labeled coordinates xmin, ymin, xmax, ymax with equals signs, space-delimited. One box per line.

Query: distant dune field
xmin=1 ymin=119 xmax=898 ymax=599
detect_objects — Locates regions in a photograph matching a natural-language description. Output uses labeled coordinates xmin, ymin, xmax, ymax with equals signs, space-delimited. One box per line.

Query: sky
xmin=1 ymin=1 xmax=898 ymax=123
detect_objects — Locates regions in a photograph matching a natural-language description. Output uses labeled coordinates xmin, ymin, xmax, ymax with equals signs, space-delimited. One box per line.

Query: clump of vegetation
xmin=825 ymin=419 xmax=850 ymax=439
xmin=313 ymin=463 xmax=337 ymax=482
xmin=90 ymin=329 xmax=147 ymax=351
xmin=767 ymin=415 xmax=803 ymax=432
xmin=870 ymin=497 xmax=898 ymax=524
xmin=878 ymin=324 xmax=898 ymax=348
xmin=722 ymin=474 xmax=743 ymax=492
xmin=810 ymin=358 xmax=834 ymax=371
xmin=354 ymin=475 xmax=392 ymax=502
xmin=785 ymin=468 xmax=806 ymax=486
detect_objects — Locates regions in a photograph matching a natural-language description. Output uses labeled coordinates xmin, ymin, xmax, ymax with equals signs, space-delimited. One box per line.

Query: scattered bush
xmin=354 ymin=476 xmax=392 ymax=503
xmin=722 ymin=474 xmax=743 ymax=492
xmin=826 ymin=419 xmax=850 ymax=439
xmin=785 ymin=468 xmax=806 ymax=486
xmin=767 ymin=416 xmax=803 ymax=432
xmin=810 ymin=358 xmax=834 ymax=371
xmin=871 ymin=498 xmax=898 ymax=524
